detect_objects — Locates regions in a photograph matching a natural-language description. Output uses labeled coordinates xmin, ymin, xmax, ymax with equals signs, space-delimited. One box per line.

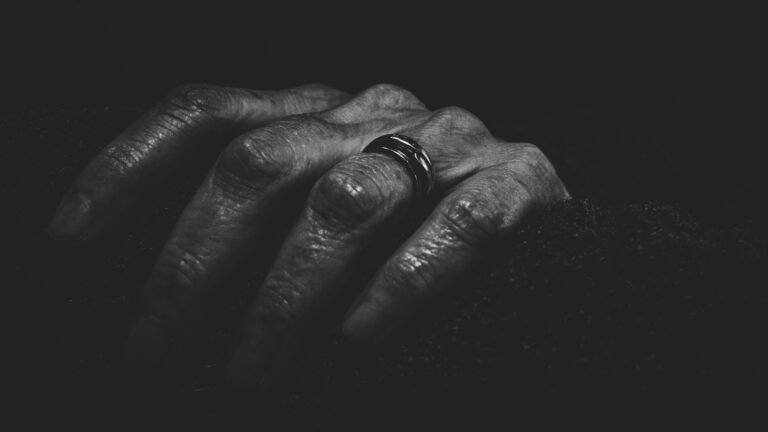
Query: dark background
xmin=5 ymin=1 xmax=767 ymax=427
xmin=6 ymin=2 xmax=764 ymax=112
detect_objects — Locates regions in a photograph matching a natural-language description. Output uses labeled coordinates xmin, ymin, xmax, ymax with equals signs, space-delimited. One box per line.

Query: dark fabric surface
xmin=5 ymin=2 xmax=767 ymax=427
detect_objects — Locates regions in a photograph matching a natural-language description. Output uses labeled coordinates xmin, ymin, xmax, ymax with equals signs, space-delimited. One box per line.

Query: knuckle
xmin=501 ymin=143 xmax=566 ymax=198
xmin=225 ymin=135 xmax=297 ymax=180
xmin=216 ymin=123 xmax=307 ymax=188
xmin=283 ymin=84 xmax=349 ymax=115
xmin=322 ymin=83 xmax=424 ymax=123
xmin=142 ymin=243 xmax=209 ymax=321
xmin=514 ymin=143 xmax=553 ymax=172
xmin=359 ymin=83 xmax=424 ymax=109
xmin=158 ymin=244 xmax=207 ymax=285
xmin=152 ymin=84 xmax=220 ymax=133
xmin=440 ymin=193 xmax=504 ymax=246
xmin=254 ymin=277 xmax=305 ymax=327
xmin=310 ymin=165 xmax=389 ymax=226
xmin=165 ymin=83 xmax=218 ymax=115
xmin=427 ymin=106 xmax=486 ymax=134
xmin=266 ymin=114 xmax=334 ymax=142
xmin=386 ymin=251 xmax=435 ymax=298
xmin=215 ymin=116 xmax=333 ymax=191
xmin=95 ymin=141 xmax=143 ymax=174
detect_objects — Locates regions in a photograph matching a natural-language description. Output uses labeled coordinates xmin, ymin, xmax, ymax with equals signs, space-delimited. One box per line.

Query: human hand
xmin=48 ymin=83 xmax=569 ymax=387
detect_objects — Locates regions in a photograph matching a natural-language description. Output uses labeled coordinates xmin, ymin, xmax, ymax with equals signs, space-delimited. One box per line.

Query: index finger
xmin=47 ymin=84 xmax=348 ymax=240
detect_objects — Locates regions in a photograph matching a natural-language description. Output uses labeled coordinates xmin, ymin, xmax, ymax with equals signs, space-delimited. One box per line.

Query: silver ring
xmin=362 ymin=134 xmax=434 ymax=197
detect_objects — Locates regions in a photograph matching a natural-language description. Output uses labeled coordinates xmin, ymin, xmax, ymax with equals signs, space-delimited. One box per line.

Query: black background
xmin=5 ymin=2 xmax=763 ymax=112
xmin=5 ymin=1 xmax=767 ymax=427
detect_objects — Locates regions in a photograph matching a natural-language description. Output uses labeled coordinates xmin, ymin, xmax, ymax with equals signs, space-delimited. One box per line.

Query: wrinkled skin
xmin=48 ymin=83 xmax=569 ymax=388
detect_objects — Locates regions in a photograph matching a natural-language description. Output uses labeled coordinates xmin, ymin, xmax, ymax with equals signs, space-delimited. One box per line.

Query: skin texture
xmin=48 ymin=83 xmax=570 ymax=388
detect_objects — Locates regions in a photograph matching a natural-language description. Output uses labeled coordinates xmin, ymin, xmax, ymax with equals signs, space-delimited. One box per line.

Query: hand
xmin=48 ymin=83 xmax=569 ymax=387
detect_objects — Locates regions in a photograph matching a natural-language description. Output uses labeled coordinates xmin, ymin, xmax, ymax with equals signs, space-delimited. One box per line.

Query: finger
xmin=125 ymin=84 xmax=427 ymax=368
xmin=48 ymin=83 xmax=348 ymax=240
xmin=226 ymin=152 xmax=416 ymax=386
xmin=343 ymin=148 xmax=569 ymax=343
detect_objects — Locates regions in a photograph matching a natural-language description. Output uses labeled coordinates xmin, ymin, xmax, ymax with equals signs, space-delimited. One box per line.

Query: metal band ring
xmin=362 ymin=134 xmax=434 ymax=198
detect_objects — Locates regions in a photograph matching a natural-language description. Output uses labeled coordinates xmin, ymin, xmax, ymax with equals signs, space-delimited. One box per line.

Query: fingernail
xmin=125 ymin=315 xmax=171 ymax=370
xmin=342 ymin=302 xmax=384 ymax=344
xmin=227 ymin=344 xmax=269 ymax=389
xmin=48 ymin=194 xmax=94 ymax=240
